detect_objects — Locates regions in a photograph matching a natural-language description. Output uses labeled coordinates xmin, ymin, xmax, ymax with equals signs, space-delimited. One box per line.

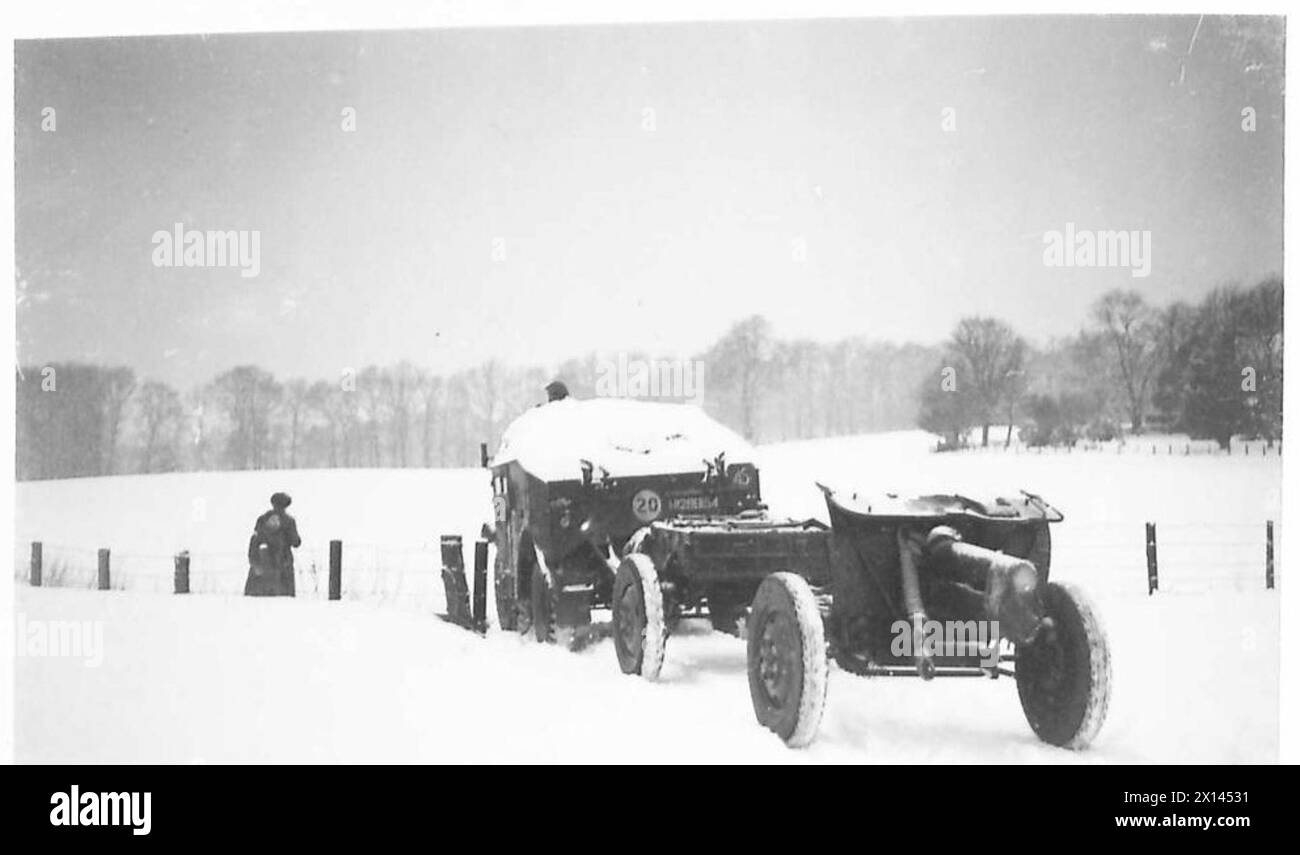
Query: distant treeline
xmin=14 ymin=276 xmax=1282 ymax=479
xmin=14 ymin=336 xmax=939 ymax=480
xmin=917 ymin=278 xmax=1283 ymax=450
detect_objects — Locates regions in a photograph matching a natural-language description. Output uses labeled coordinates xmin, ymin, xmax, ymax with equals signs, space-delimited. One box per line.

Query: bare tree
xmin=705 ymin=316 xmax=773 ymax=440
xmin=316 ymin=382 xmax=359 ymax=467
xmin=281 ymin=379 xmax=315 ymax=468
xmin=356 ymin=366 xmax=389 ymax=466
xmin=1092 ymin=290 xmax=1158 ymax=433
xmin=210 ymin=366 xmax=282 ymax=470
xmin=947 ymin=317 xmax=1027 ymax=447
xmin=136 ymin=380 xmax=183 ymax=472
xmin=384 ymin=362 xmax=419 ymax=467
xmin=412 ymin=370 xmax=439 ymax=466
xmin=101 ymin=367 xmax=137 ymax=475
xmin=470 ymin=360 xmax=504 ymax=453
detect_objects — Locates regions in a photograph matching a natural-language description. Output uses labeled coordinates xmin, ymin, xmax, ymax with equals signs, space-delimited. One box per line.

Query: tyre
xmin=1015 ymin=581 xmax=1111 ymax=749
xmin=622 ymin=526 xmax=653 ymax=558
xmin=611 ymin=554 xmax=666 ymax=680
xmin=514 ymin=596 xmax=532 ymax=637
xmin=531 ymin=566 xmax=556 ymax=644
xmin=494 ymin=553 xmax=517 ymax=632
xmin=747 ymin=572 xmax=828 ymax=748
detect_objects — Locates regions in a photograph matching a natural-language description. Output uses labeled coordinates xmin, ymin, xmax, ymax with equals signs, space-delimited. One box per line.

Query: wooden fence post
xmin=174 ymin=551 xmax=191 ymax=594
xmin=1145 ymin=523 xmax=1158 ymax=595
xmin=439 ymin=535 xmax=472 ymax=627
xmin=328 ymin=540 xmax=342 ymax=601
xmin=473 ymin=539 xmax=489 ymax=631
xmin=1266 ymin=521 xmax=1275 ymax=590
xmin=30 ymin=542 xmax=42 ymax=587
xmin=97 ymin=548 xmax=111 ymax=590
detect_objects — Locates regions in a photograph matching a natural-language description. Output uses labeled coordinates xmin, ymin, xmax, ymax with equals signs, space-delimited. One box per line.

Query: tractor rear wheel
xmin=612 ymin=554 xmax=666 ymax=680
xmin=1015 ymin=581 xmax=1111 ymax=749
xmin=514 ymin=598 xmax=532 ymax=637
xmin=530 ymin=568 xmax=556 ymax=644
xmin=495 ymin=553 xmax=518 ymax=632
xmin=746 ymin=572 xmax=828 ymax=748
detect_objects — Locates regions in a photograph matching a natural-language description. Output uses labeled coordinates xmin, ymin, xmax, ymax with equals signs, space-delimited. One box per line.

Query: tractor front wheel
xmin=1015 ymin=581 xmax=1111 ymax=749
xmin=612 ymin=554 xmax=667 ymax=680
xmin=746 ymin=572 xmax=828 ymax=748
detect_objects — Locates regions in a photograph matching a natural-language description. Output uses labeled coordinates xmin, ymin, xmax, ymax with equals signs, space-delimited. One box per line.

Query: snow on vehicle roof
xmin=493 ymin=398 xmax=757 ymax=481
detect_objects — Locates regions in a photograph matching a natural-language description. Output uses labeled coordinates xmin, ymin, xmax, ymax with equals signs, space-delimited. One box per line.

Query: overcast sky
xmin=15 ymin=15 xmax=1284 ymax=387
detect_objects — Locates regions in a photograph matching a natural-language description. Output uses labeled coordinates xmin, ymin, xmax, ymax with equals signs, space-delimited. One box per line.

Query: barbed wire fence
xmin=14 ymin=519 xmax=1278 ymax=610
xmin=943 ymin=437 xmax=1281 ymax=457
xmin=1049 ymin=521 xmax=1278 ymax=595
xmin=15 ymin=539 xmax=452 ymax=614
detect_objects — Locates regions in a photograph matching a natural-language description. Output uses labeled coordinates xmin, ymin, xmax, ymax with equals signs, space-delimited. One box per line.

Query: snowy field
xmin=13 ymin=430 xmax=1282 ymax=763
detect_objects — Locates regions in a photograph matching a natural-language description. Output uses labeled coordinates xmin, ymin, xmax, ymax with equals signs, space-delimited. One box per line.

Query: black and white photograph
xmin=4 ymin=1 xmax=1292 ymax=784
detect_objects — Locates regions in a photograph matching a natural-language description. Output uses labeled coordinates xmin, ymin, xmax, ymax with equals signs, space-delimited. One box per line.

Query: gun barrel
xmin=924 ymin=526 xmax=1044 ymax=642
xmin=925 ymin=527 xmax=1030 ymax=584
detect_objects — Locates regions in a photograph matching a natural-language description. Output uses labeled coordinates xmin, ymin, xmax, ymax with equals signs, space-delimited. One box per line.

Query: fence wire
xmin=14 ymin=521 xmax=1276 ymax=606
xmin=15 ymin=540 xmax=451 ymax=614
xmin=1051 ymin=521 xmax=1277 ymax=595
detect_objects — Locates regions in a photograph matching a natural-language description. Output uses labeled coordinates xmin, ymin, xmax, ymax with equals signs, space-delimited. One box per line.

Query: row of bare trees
xmin=698 ymin=317 xmax=939 ymax=443
xmin=17 ymin=360 xmax=549 ymax=479
xmin=15 ymin=279 xmax=1283 ymax=479
xmin=917 ymin=278 xmax=1284 ymax=449
xmin=16 ymin=327 xmax=943 ymax=479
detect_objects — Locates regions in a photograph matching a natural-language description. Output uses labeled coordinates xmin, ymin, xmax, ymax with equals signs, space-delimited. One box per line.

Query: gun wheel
xmin=1015 ymin=581 xmax=1111 ymax=749
xmin=747 ymin=572 xmax=828 ymax=748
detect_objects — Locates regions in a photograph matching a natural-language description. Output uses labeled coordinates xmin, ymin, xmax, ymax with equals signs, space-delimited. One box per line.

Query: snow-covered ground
xmin=12 ymin=430 xmax=1282 ymax=763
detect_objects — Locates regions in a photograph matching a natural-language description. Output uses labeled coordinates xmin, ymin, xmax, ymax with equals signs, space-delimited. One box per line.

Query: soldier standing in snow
xmin=243 ymin=492 xmax=302 ymax=596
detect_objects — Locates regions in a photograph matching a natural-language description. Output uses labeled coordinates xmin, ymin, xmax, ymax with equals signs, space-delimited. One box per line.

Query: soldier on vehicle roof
xmin=545 ymin=380 xmax=569 ymax=402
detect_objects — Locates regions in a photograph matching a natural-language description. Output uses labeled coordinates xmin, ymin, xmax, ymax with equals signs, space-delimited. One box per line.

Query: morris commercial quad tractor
xmin=486 ymin=397 xmax=825 ymax=650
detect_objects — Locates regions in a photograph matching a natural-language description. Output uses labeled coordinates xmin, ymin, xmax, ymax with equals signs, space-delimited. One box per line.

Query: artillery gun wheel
xmin=1015 ymin=582 xmax=1111 ymax=749
xmin=747 ymin=573 xmax=828 ymax=748
xmin=612 ymin=554 xmax=666 ymax=680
